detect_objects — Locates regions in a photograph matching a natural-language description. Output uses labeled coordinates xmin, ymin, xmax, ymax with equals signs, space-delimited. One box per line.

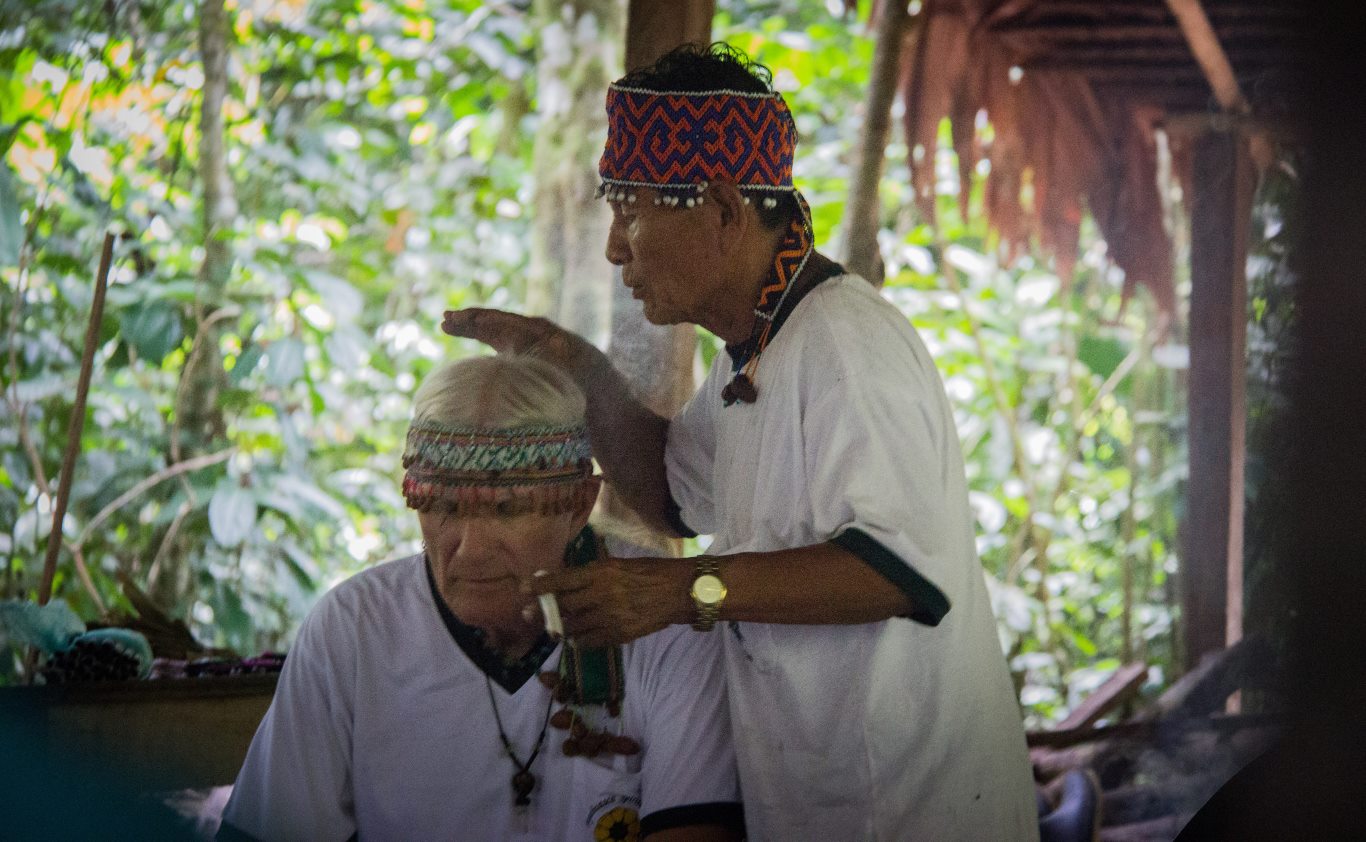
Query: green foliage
xmin=1 ymin=0 xmax=537 ymax=657
xmin=0 ymin=0 xmax=1207 ymax=726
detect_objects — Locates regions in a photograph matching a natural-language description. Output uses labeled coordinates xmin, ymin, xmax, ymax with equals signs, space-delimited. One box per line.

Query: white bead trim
xmin=599 ymin=177 xmax=792 ymax=192
xmin=609 ymin=84 xmax=785 ymax=101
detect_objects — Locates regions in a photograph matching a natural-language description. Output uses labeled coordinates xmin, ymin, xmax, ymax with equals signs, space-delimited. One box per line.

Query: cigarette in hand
xmin=533 ymin=571 xmax=564 ymax=637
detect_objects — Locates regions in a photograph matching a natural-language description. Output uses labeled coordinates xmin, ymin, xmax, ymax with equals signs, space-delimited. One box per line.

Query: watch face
xmin=693 ymin=574 xmax=726 ymax=604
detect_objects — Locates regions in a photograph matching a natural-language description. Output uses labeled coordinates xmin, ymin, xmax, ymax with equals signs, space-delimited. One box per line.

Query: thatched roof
xmin=902 ymin=0 xmax=1307 ymax=314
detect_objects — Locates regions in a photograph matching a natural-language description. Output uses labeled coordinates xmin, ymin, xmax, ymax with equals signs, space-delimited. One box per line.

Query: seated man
xmin=220 ymin=355 xmax=744 ymax=841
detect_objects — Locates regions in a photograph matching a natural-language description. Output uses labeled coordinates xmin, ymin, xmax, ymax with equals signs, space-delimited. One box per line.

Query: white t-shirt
xmin=666 ymin=275 xmax=1039 ymax=841
xmin=220 ymin=552 xmax=741 ymax=841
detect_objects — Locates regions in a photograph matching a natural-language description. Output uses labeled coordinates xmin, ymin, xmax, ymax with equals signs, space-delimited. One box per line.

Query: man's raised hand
xmin=442 ymin=308 xmax=590 ymax=374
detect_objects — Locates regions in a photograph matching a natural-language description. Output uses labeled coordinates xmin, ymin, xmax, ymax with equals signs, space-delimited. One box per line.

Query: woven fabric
xmin=599 ymin=86 xmax=796 ymax=192
xmin=401 ymin=420 xmax=594 ymax=514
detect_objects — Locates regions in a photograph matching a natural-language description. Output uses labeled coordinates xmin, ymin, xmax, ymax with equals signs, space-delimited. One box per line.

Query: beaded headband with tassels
xmin=401 ymin=420 xmax=596 ymax=516
xmin=597 ymin=83 xmax=814 ymax=406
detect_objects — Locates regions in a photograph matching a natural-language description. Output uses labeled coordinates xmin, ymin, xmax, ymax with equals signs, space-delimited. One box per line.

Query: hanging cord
xmin=484 ymin=675 xmax=556 ymax=807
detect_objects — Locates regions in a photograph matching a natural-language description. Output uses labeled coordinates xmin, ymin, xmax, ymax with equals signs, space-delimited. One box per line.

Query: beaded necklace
xmin=484 ymin=675 xmax=555 ymax=809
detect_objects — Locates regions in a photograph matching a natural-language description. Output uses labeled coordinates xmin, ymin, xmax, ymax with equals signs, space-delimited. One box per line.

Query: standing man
xmin=445 ymin=43 xmax=1039 ymax=841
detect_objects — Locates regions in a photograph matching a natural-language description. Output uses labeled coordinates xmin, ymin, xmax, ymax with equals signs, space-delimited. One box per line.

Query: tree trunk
xmin=527 ymin=0 xmax=622 ymax=349
xmin=176 ymin=0 xmax=235 ymax=455
xmin=161 ymin=0 xmax=235 ymax=609
xmin=839 ymin=1 xmax=915 ymax=287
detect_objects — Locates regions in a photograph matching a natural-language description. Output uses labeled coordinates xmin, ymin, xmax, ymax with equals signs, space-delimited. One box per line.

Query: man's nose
xmin=605 ymin=217 xmax=631 ymax=266
xmin=451 ymin=520 xmax=497 ymax=561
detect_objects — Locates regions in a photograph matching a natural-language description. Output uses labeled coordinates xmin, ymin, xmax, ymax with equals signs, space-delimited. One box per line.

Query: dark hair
xmin=618 ymin=42 xmax=799 ymax=229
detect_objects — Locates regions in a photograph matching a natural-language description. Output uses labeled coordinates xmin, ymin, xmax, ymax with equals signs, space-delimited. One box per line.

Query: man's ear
xmin=707 ymin=181 xmax=749 ymax=253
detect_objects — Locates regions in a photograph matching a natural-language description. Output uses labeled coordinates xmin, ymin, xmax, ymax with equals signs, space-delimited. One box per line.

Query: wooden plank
xmin=1165 ymin=0 xmax=1249 ymax=114
xmin=1182 ymin=128 xmax=1253 ymax=669
xmin=1147 ymin=636 xmax=1270 ymax=720
xmin=1021 ymin=51 xmax=1292 ymax=72
xmin=0 ymin=675 xmax=277 ymax=791
xmin=996 ymin=1 xmax=1299 ymax=26
xmin=1028 ymin=711 xmax=1280 ymax=750
xmin=1055 ymin=663 xmax=1150 ymax=731
xmin=989 ymin=21 xmax=1291 ymax=40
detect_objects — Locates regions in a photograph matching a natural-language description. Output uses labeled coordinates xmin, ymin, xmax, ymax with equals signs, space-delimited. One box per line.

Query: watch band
xmin=691 ymin=557 xmax=724 ymax=632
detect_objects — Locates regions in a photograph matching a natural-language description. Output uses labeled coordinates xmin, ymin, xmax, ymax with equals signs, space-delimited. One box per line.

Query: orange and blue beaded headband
xmin=597 ymin=84 xmax=797 ymax=207
xmin=401 ymin=420 xmax=596 ymax=515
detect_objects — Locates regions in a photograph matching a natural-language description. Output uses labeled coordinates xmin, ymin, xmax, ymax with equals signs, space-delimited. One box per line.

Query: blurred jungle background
xmin=0 ymin=0 xmax=1296 ymax=728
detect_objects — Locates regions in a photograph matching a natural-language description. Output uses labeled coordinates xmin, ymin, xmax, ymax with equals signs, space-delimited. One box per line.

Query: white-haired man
xmin=220 ymin=355 xmax=744 ymax=841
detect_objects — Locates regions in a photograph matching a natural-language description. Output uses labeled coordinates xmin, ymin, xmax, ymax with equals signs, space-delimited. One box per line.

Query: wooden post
xmin=625 ymin=0 xmax=714 ymax=72
xmin=597 ymin=0 xmax=714 ymax=554
xmin=1183 ymin=127 xmax=1253 ymax=668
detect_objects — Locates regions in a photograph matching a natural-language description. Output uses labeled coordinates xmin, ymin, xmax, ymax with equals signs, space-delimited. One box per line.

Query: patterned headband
xmin=597 ymin=84 xmax=797 ymax=206
xmin=401 ymin=420 xmax=596 ymax=516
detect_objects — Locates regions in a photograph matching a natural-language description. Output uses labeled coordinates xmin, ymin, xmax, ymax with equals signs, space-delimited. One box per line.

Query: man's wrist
xmin=688 ymin=557 xmax=729 ymax=631
xmin=672 ymin=559 xmax=698 ymax=625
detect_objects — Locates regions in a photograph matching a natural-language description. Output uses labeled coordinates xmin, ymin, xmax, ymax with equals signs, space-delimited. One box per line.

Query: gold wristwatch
xmin=690 ymin=558 xmax=727 ymax=632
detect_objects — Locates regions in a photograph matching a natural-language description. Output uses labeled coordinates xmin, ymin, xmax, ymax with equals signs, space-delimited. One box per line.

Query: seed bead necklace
xmin=484 ymin=675 xmax=556 ymax=810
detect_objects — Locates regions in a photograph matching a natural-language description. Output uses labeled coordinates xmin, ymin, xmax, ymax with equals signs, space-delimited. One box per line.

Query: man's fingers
xmin=525 ymin=567 xmax=592 ymax=597
xmin=441 ymin=308 xmax=535 ymax=352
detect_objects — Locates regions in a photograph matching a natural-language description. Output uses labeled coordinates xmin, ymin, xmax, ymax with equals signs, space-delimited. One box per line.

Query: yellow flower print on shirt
xmin=593 ymin=805 xmax=640 ymax=842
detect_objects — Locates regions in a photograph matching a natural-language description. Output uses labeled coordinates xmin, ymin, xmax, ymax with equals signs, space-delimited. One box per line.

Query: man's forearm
xmin=714 ymin=542 xmax=914 ymax=625
xmin=640 ymin=543 xmax=914 ymax=628
xmin=572 ymin=350 xmax=679 ymax=537
xmin=539 ymin=542 xmax=919 ymax=647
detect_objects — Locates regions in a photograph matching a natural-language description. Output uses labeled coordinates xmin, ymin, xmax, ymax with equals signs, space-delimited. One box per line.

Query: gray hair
xmin=411 ymin=354 xmax=586 ymax=430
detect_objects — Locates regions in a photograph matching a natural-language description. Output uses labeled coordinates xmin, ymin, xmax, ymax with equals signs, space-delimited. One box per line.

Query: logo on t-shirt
xmin=592 ymin=804 xmax=639 ymax=841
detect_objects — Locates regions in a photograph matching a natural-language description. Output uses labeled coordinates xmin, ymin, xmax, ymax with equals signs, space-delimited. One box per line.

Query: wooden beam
xmin=990 ymin=1 xmax=1299 ymax=27
xmin=1164 ymin=0 xmax=1281 ymax=170
xmin=1026 ymin=711 xmax=1279 ymax=750
xmin=1182 ymin=127 xmax=1254 ymax=669
xmin=1165 ymin=0 xmax=1251 ymax=114
xmin=1022 ymin=64 xmax=1210 ymax=84
xmin=1021 ymin=50 xmax=1290 ymax=71
xmin=989 ymin=21 xmax=1289 ymax=41
xmin=1056 ymin=663 xmax=1150 ymax=731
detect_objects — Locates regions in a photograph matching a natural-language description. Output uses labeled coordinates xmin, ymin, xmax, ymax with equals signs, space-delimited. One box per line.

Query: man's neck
xmin=704 ymin=227 xmax=789 ymax=345
xmin=481 ymin=625 xmax=543 ymax=662
xmin=707 ymin=247 xmax=837 ymax=346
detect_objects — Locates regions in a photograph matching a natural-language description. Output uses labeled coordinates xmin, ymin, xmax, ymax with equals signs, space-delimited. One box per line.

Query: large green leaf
xmin=208 ymin=481 xmax=258 ymax=548
xmin=1078 ymin=336 xmax=1128 ymax=380
xmin=119 ymin=300 xmax=185 ymax=364
xmin=265 ymin=338 xmax=306 ymax=386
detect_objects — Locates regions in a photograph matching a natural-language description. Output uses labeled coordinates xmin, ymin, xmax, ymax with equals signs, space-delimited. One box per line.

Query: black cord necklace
xmin=484 ymin=675 xmax=555 ymax=809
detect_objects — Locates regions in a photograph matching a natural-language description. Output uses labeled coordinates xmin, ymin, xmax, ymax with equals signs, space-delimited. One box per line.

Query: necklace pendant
xmin=723 ymin=373 xmax=757 ymax=406
xmin=512 ymin=769 xmax=536 ymax=807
